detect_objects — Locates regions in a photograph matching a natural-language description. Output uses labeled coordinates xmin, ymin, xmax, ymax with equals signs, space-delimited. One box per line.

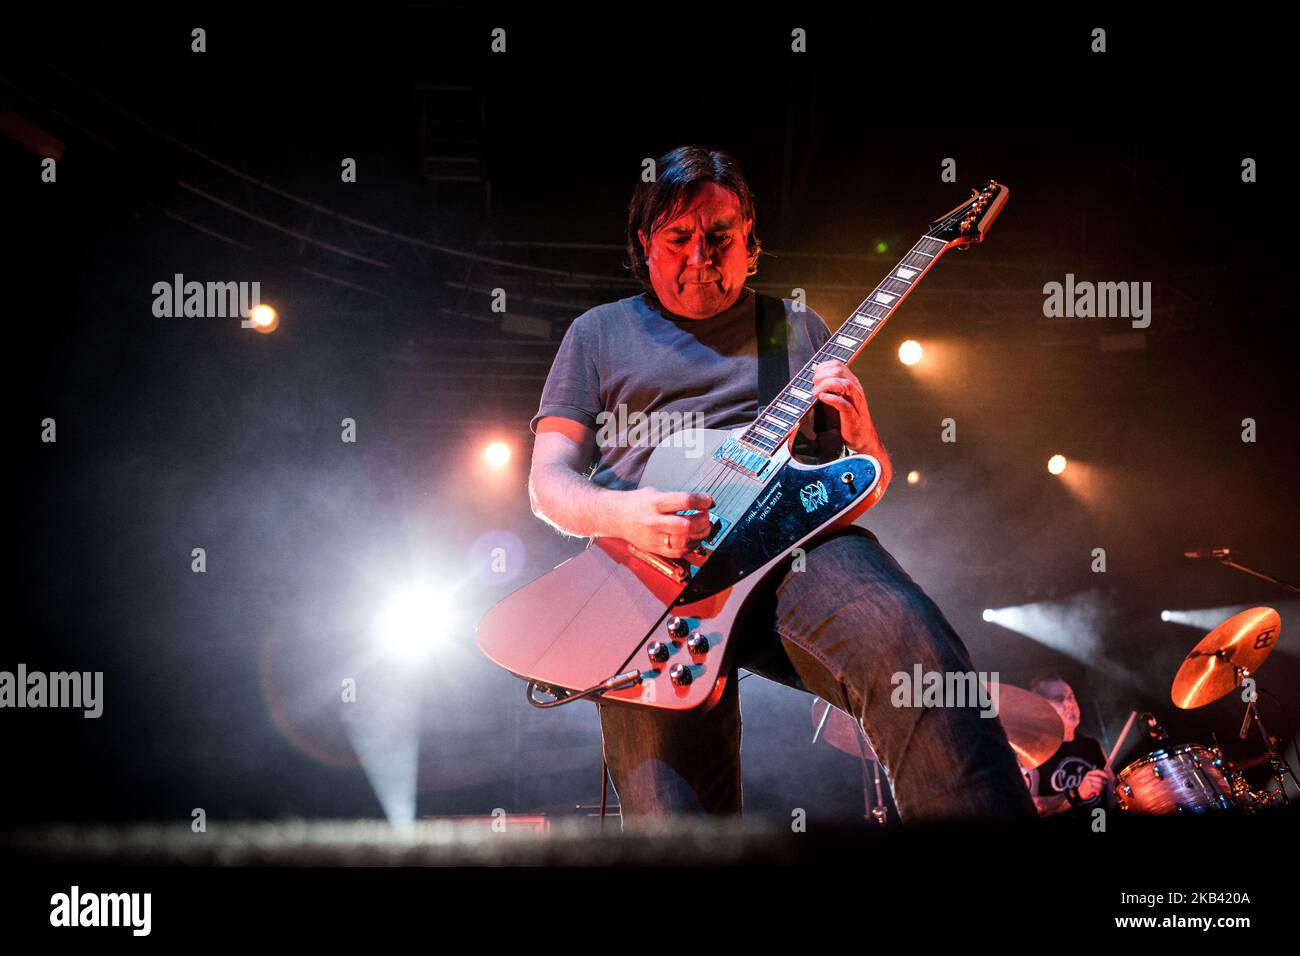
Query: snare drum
xmin=1116 ymin=744 xmax=1237 ymax=814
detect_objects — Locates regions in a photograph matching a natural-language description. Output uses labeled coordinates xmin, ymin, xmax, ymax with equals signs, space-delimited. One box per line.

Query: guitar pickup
xmin=713 ymin=437 xmax=774 ymax=479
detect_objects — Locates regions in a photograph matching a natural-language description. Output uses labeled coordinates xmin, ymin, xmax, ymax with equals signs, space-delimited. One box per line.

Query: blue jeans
xmin=597 ymin=528 xmax=1037 ymax=825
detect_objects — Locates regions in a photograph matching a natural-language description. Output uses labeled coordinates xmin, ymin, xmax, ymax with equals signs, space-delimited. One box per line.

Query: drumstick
xmin=1105 ymin=710 xmax=1138 ymax=771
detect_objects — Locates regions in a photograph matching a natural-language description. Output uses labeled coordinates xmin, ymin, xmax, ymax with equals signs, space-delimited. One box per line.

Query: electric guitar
xmin=477 ymin=181 xmax=1009 ymax=712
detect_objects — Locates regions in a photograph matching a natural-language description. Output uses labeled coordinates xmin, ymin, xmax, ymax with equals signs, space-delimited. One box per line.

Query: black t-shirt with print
xmin=1028 ymin=735 xmax=1112 ymax=815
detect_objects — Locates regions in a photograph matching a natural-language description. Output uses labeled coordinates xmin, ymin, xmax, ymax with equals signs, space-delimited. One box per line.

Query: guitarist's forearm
xmin=529 ymin=464 xmax=623 ymax=539
xmin=847 ymin=429 xmax=893 ymax=496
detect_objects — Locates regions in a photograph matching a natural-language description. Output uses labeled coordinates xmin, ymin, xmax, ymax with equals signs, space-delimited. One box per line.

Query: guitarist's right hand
xmin=613 ymin=488 xmax=714 ymax=559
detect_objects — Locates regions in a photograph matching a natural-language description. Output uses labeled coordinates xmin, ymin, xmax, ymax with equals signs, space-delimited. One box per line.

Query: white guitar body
xmin=476 ymin=424 xmax=882 ymax=711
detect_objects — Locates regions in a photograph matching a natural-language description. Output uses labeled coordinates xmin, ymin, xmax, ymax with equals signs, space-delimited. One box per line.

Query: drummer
xmin=1025 ymin=676 xmax=1115 ymax=817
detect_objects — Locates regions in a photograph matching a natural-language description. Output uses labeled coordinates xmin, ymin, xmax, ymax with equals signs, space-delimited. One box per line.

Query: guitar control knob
xmin=686 ymin=632 xmax=709 ymax=655
xmin=647 ymin=641 xmax=670 ymax=664
xmin=670 ymin=663 xmax=693 ymax=686
xmin=666 ymin=616 xmax=689 ymax=640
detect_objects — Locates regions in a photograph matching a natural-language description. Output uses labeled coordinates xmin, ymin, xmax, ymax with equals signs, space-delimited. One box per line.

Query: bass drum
xmin=1116 ymin=744 xmax=1237 ymax=814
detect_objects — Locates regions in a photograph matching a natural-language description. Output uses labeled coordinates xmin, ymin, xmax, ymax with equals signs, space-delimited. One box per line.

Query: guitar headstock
xmin=927 ymin=180 xmax=1009 ymax=249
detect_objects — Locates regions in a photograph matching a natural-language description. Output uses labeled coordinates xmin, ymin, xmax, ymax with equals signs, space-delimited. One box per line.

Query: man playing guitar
xmin=527 ymin=145 xmax=1034 ymax=825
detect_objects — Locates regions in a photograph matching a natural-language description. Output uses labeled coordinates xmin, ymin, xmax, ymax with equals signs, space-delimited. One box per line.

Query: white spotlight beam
xmin=340 ymin=661 xmax=422 ymax=827
xmin=982 ymin=592 xmax=1140 ymax=686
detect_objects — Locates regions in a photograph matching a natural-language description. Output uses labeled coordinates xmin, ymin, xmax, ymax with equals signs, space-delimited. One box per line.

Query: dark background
xmin=4 ymin=8 xmax=1296 ymax=825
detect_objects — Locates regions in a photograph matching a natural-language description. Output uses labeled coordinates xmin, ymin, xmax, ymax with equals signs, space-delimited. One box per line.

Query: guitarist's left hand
xmin=810 ymin=359 xmax=892 ymax=490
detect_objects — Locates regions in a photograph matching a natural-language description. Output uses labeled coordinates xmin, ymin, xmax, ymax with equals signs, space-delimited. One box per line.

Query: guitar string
xmin=655 ymin=188 xmax=977 ymax=539
xmin=678 ymin=235 xmax=942 ymax=526
xmin=678 ymin=232 xmax=954 ymax=527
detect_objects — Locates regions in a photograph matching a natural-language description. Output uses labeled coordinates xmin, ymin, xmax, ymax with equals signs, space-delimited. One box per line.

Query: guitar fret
xmin=747 ymin=231 xmax=952 ymax=444
xmin=763 ymin=408 xmax=793 ymax=425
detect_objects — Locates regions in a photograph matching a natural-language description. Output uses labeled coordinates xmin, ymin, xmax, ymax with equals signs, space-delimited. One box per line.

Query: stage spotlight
xmin=248 ymin=304 xmax=279 ymax=334
xmin=1161 ymin=602 xmax=1297 ymax=630
xmin=1047 ymin=454 xmax=1067 ymax=475
xmin=375 ymin=587 xmax=451 ymax=661
xmin=907 ymin=469 xmax=921 ymax=485
xmin=980 ymin=595 xmax=1138 ymax=686
xmin=898 ymin=340 xmax=923 ymax=366
xmin=484 ymin=441 xmax=511 ymax=468
xmin=1160 ymin=603 xmax=1299 ymax=658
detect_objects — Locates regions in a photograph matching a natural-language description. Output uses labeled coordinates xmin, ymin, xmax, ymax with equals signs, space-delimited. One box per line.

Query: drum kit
xmin=810 ymin=607 xmax=1296 ymax=820
xmin=1007 ymin=606 xmax=1295 ymax=816
xmin=1114 ymin=606 xmax=1294 ymax=815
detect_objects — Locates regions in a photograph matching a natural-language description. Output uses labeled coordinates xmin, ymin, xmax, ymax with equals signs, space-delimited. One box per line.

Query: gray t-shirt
xmin=530 ymin=286 xmax=846 ymax=490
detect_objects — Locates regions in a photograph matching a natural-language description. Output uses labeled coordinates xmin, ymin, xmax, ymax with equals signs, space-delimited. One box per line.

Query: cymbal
xmin=998 ymin=685 xmax=1065 ymax=770
xmin=810 ymin=699 xmax=876 ymax=760
xmin=1171 ymin=607 xmax=1281 ymax=709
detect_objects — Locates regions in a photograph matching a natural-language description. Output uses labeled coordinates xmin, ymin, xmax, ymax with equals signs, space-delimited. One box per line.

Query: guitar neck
xmin=738 ymin=234 xmax=950 ymax=454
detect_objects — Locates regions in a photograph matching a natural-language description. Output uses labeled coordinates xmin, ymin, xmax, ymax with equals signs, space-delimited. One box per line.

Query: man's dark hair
xmin=1030 ymin=675 xmax=1069 ymax=697
xmin=625 ymin=145 xmax=762 ymax=289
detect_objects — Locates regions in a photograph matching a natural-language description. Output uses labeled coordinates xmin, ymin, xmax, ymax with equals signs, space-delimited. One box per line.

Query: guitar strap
xmin=754 ymin=290 xmax=835 ymax=448
xmin=754 ymin=290 xmax=790 ymax=415
xmin=754 ymin=290 xmax=876 ymax=542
